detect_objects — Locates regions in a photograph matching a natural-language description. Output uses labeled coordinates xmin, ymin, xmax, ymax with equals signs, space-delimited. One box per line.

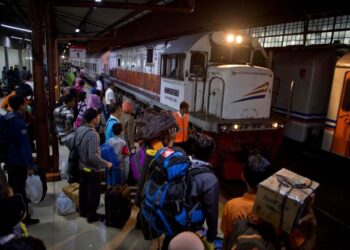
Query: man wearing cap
xmin=5 ymin=95 xmax=39 ymax=226
xmin=69 ymin=108 xmax=112 ymax=223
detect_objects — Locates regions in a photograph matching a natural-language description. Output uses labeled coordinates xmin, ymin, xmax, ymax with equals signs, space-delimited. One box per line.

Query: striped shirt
xmin=74 ymin=126 xmax=110 ymax=171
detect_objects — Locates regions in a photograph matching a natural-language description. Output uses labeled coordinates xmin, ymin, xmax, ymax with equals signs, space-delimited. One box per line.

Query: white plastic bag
xmin=55 ymin=193 xmax=76 ymax=216
xmin=25 ymin=175 xmax=43 ymax=204
xmin=59 ymin=159 xmax=69 ymax=179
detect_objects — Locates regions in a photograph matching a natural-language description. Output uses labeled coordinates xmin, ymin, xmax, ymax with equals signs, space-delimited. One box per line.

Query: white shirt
xmin=96 ymin=80 xmax=103 ymax=91
xmin=105 ymin=87 xmax=115 ymax=105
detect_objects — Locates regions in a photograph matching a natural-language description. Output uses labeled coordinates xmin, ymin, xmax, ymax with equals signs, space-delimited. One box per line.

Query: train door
xmin=331 ymin=72 xmax=350 ymax=157
xmin=189 ymin=51 xmax=207 ymax=112
xmin=208 ymin=77 xmax=225 ymax=118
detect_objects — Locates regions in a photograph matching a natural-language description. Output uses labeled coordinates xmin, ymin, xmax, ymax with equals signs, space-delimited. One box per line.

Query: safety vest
xmin=173 ymin=111 xmax=189 ymax=143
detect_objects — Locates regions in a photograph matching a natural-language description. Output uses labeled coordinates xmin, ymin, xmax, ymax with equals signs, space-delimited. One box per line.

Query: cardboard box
xmin=71 ymin=189 xmax=79 ymax=209
xmin=253 ymin=168 xmax=319 ymax=233
xmin=62 ymin=183 xmax=79 ymax=208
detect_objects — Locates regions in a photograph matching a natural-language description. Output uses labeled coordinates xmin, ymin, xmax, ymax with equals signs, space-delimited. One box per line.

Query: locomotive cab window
xmin=342 ymin=76 xmax=350 ymax=111
xmin=147 ymin=48 xmax=154 ymax=64
xmin=161 ymin=54 xmax=185 ymax=80
xmin=190 ymin=52 xmax=206 ymax=78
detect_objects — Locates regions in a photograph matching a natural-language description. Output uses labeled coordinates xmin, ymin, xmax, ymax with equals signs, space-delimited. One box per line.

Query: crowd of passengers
xmin=0 ymin=64 xmax=317 ymax=250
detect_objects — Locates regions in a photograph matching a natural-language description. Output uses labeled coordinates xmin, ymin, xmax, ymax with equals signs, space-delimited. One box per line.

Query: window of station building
xmin=335 ymin=15 xmax=350 ymax=30
xmin=306 ymin=32 xmax=332 ymax=45
xmin=263 ymin=36 xmax=283 ymax=48
xmin=308 ymin=17 xmax=334 ymax=32
xmin=333 ymin=30 xmax=350 ymax=44
xmin=283 ymin=34 xmax=303 ymax=46
xmin=242 ymin=15 xmax=350 ymax=48
xmin=265 ymin=24 xmax=284 ymax=36
xmin=146 ymin=48 xmax=153 ymax=64
xmin=284 ymin=21 xmax=303 ymax=34
xmin=161 ymin=54 xmax=185 ymax=80
xmin=342 ymin=76 xmax=350 ymax=112
xmin=190 ymin=52 xmax=206 ymax=78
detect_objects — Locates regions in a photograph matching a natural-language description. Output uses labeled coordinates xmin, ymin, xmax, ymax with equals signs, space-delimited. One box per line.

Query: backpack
xmin=141 ymin=146 xmax=206 ymax=237
xmin=67 ymin=129 xmax=91 ymax=184
xmin=101 ymin=143 xmax=122 ymax=186
xmin=227 ymin=219 xmax=278 ymax=250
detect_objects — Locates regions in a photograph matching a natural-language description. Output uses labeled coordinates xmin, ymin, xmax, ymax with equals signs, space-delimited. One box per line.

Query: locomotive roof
xmin=164 ymin=32 xmax=206 ymax=54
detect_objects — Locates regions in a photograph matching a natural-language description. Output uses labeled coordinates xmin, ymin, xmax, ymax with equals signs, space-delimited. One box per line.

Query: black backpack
xmin=227 ymin=219 xmax=278 ymax=250
xmin=68 ymin=129 xmax=91 ymax=183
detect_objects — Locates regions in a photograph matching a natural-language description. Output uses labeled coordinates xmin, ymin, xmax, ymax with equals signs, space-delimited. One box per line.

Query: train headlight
xmin=272 ymin=122 xmax=279 ymax=128
xmin=226 ymin=34 xmax=234 ymax=43
xmin=236 ymin=35 xmax=243 ymax=44
xmin=233 ymin=124 xmax=240 ymax=130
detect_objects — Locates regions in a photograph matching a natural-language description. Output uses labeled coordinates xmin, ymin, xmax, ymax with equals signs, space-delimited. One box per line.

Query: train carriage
xmin=271 ymin=46 xmax=349 ymax=143
xmin=322 ymin=51 xmax=350 ymax=158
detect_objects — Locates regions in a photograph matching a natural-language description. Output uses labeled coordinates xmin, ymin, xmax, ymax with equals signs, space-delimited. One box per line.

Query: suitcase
xmin=105 ymin=184 xmax=132 ymax=228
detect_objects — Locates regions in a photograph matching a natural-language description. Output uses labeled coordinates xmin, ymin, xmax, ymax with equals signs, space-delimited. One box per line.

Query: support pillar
xmin=46 ymin=1 xmax=60 ymax=181
xmin=28 ymin=0 xmax=50 ymax=170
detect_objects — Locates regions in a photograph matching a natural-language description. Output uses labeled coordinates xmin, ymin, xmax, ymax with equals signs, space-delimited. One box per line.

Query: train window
xmin=161 ymin=54 xmax=185 ymax=80
xmin=342 ymin=78 xmax=350 ymax=111
xmin=117 ymin=58 xmax=121 ymax=67
xmin=190 ymin=52 xmax=206 ymax=77
xmin=147 ymin=48 xmax=153 ymax=64
xmin=210 ymin=43 xmax=250 ymax=64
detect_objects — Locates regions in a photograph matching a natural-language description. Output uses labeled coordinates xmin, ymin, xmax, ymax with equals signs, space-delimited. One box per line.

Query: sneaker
xmin=24 ymin=218 xmax=40 ymax=226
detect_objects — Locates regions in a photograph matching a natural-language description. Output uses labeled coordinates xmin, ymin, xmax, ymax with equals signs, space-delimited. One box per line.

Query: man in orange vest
xmin=173 ymin=101 xmax=190 ymax=153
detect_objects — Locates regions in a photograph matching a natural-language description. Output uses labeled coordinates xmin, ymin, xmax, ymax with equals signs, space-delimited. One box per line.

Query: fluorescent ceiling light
xmin=1 ymin=24 xmax=32 ymax=33
xmin=95 ymin=0 xmax=102 ymax=2
xmin=75 ymin=28 xmax=80 ymax=33
xmin=10 ymin=36 xmax=31 ymax=42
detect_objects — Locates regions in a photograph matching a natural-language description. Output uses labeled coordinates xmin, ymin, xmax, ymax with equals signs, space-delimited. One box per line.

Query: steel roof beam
xmin=54 ymin=0 xmax=195 ymax=14
xmin=78 ymin=8 xmax=93 ymax=32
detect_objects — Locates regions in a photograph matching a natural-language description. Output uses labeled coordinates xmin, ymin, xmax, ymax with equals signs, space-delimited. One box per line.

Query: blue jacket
xmin=5 ymin=111 xmax=34 ymax=168
xmin=105 ymin=115 xmax=120 ymax=142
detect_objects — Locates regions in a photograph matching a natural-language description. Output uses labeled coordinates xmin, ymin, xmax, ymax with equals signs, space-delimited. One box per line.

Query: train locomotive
xmin=71 ymin=31 xmax=284 ymax=180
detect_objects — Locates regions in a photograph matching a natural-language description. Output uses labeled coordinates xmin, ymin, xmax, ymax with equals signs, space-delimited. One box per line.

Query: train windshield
xmin=210 ymin=43 xmax=251 ymax=65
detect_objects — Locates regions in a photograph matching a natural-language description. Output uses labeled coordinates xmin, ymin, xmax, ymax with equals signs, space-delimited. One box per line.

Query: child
xmin=108 ymin=123 xmax=130 ymax=181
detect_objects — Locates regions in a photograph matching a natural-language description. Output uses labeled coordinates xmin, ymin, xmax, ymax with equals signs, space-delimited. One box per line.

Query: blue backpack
xmin=141 ymin=146 xmax=205 ymax=236
xmin=101 ymin=143 xmax=122 ymax=186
